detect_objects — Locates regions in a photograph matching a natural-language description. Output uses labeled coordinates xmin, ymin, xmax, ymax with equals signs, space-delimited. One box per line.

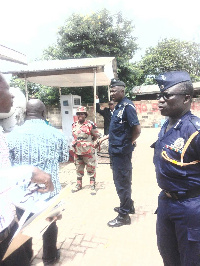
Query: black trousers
xmin=16 ymin=207 xmax=58 ymax=262
xmin=111 ymin=152 xmax=133 ymax=216
xmin=0 ymin=222 xmax=30 ymax=266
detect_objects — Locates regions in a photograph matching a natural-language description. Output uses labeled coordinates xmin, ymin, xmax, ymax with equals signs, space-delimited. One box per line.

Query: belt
xmin=0 ymin=219 xmax=16 ymax=243
xmin=163 ymin=188 xmax=200 ymax=200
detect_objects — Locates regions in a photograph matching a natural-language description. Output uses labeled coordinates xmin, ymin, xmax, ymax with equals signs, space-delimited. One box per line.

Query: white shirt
xmin=0 ymin=165 xmax=33 ymax=232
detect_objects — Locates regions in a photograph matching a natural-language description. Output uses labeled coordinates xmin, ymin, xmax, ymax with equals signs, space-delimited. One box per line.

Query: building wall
xmin=46 ymin=98 xmax=200 ymax=129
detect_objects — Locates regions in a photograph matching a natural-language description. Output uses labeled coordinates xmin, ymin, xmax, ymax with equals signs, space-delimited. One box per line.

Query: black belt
xmin=0 ymin=219 xmax=16 ymax=243
xmin=163 ymin=188 xmax=200 ymax=200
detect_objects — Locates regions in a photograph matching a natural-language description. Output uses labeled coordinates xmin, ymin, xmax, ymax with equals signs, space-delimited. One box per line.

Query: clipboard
xmin=3 ymin=186 xmax=70 ymax=260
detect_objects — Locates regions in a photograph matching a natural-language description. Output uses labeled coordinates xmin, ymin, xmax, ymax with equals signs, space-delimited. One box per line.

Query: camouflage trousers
xmin=74 ymin=153 xmax=96 ymax=186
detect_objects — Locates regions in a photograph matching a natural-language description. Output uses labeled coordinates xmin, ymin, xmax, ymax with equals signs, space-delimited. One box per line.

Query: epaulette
xmin=190 ymin=116 xmax=200 ymax=131
xmin=123 ymin=101 xmax=136 ymax=110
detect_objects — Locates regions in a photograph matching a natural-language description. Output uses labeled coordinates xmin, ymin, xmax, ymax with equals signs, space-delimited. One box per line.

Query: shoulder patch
xmin=190 ymin=116 xmax=200 ymax=131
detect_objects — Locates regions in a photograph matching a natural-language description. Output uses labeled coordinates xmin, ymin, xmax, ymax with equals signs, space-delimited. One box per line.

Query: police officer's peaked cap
xmin=76 ymin=106 xmax=87 ymax=115
xmin=110 ymin=78 xmax=125 ymax=88
xmin=155 ymin=70 xmax=191 ymax=92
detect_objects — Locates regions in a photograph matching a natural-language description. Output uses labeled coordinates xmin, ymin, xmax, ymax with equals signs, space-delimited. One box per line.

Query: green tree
xmin=10 ymin=77 xmax=60 ymax=106
xmin=136 ymin=38 xmax=200 ymax=85
xmin=11 ymin=9 xmax=139 ymax=104
xmin=42 ymin=9 xmax=138 ymax=102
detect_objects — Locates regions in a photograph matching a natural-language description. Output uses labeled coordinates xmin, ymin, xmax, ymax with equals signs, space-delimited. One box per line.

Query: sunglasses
xmin=156 ymin=92 xmax=186 ymax=101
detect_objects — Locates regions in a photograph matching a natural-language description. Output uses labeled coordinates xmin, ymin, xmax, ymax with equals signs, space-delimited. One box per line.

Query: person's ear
xmin=42 ymin=110 xmax=46 ymax=119
xmin=184 ymin=95 xmax=191 ymax=104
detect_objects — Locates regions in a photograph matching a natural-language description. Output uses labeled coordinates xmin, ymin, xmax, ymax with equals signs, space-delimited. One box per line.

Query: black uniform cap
xmin=110 ymin=78 xmax=125 ymax=88
xmin=155 ymin=70 xmax=191 ymax=92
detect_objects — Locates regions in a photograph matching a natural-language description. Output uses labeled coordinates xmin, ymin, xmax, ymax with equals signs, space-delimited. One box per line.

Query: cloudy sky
xmin=1 ymin=0 xmax=200 ymax=69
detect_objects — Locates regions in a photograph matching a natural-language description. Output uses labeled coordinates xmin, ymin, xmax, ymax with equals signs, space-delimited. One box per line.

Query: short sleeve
xmin=125 ymin=104 xmax=140 ymax=127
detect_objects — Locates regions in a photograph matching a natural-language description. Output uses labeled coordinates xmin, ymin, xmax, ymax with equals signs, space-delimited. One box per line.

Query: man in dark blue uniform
xmin=107 ymin=78 xmax=141 ymax=227
xmin=96 ymin=95 xmax=115 ymax=135
xmin=153 ymin=70 xmax=200 ymax=265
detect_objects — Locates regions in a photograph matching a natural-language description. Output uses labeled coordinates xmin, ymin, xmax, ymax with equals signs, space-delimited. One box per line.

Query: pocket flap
xmin=188 ymin=228 xmax=200 ymax=241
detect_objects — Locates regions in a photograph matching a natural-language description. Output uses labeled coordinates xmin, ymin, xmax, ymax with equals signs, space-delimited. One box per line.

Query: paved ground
xmin=30 ymin=128 xmax=164 ymax=266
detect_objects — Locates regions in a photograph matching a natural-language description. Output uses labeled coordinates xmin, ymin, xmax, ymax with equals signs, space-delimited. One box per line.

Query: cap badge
xmin=160 ymin=75 xmax=166 ymax=80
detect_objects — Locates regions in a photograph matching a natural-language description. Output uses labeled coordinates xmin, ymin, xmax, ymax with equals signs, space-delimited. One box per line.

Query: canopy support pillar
xmin=93 ymin=68 xmax=97 ymax=123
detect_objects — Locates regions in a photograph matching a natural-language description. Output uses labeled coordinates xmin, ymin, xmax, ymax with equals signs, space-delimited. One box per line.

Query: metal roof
xmin=0 ymin=45 xmax=27 ymax=65
xmin=132 ymin=84 xmax=159 ymax=95
xmin=3 ymin=57 xmax=117 ymax=87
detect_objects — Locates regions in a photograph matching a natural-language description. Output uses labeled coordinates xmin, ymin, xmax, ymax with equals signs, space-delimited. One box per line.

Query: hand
xmin=94 ymin=140 xmax=100 ymax=149
xmin=31 ymin=167 xmax=54 ymax=193
xmin=46 ymin=214 xmax=62 ymax=222
xmin=132 ymin=141 xmax=137 ymax=147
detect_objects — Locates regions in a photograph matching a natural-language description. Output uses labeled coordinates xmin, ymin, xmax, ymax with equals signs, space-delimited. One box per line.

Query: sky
xmin=1 ymin=0 xmax=200 ymax=75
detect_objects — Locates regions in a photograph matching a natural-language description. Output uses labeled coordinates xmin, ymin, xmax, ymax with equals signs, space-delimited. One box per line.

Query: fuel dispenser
xmin=60 ymin=94 xmax=81 ymax=141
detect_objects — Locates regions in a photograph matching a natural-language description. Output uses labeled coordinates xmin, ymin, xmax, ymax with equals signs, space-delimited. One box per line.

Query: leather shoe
xmin=114 ymin=205 xmax=135 ymax=214
xmin=43 ymin=249 xmax=60 ymax=265
xmin=107 ymin=214 xmax=131 ymax=227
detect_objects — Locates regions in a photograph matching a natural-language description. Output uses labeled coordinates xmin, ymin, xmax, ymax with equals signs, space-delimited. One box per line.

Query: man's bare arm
xmin=131 ymin=125 xmax=141 ymax=144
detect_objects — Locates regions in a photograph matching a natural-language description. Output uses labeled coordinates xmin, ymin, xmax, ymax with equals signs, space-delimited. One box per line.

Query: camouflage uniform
xmin=72 ymin=119 xmax=100 ymax=189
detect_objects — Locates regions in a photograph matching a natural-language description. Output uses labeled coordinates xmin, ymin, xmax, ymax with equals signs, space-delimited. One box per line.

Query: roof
xmin=0 ymin=44 xmax=27 ymax=65
xmin=132 ymin=84 xmax=159 ymax=95
xmin=3 ymin=57 xmax=117 ymax=87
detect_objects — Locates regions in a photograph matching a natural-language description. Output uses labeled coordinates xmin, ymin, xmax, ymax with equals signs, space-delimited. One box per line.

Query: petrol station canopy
xmin=3 ymin=57 xmax=117 ymax=88
xmin=0 ymin=45 xmax=27 ymax=65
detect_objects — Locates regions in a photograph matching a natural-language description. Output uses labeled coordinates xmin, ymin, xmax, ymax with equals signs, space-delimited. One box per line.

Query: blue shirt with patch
xmin=109 ymin=97 xmax=140 ymax=155
xmin=153 ymin=111 xmax=200 ymax=191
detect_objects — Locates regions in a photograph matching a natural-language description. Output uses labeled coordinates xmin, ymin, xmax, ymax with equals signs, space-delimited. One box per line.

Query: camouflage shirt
xmin=72 ymin=120 xmax=100 ymax=155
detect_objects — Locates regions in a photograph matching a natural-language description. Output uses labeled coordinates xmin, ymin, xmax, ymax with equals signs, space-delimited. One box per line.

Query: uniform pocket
xmin=188 ymin=228 xmax=200 ymax=241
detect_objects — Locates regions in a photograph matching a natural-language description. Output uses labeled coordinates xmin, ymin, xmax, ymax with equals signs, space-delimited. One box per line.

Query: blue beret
xmin=155 ymin=70 xmax=191 ymax=92
xmin=110 ymin=78 xmax=125 ymax=88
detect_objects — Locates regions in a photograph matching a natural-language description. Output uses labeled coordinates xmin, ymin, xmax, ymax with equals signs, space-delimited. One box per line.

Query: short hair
xmin=176 ymin=81 xmax=194 ymax=97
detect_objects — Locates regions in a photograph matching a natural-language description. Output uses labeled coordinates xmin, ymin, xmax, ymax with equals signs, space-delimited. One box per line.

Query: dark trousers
xmin=111 ymin=152 xmax=133 ymax=216
xmin=157 ymin=192 xmax=200 ymax=266
xmin=16 ymin=207 xmax=58 ymax=262
xmin=0 ymin=222 xmax=30 ymax=266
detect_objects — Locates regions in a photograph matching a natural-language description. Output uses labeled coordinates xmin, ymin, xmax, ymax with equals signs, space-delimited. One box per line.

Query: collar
xmin=163 ymin=111 xmax=191 ymax=131
xmin=115 ymin=97 xmax=127 ymax=109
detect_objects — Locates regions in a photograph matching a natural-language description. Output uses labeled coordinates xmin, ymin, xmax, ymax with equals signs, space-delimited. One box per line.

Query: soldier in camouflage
xmin=71 ymin=106 xmax=101 ymax=194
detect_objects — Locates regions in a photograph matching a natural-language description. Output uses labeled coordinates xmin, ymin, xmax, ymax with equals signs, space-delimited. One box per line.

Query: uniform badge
xmin=160 ymin=75 xmax=166 ymax=81
xmin=165 ymin=138 xmax=185 ymax=154
xmin=117 ymin=109 xmax=123 ymax=119
xmin=172 ymin=138 xmax=185 ymax=150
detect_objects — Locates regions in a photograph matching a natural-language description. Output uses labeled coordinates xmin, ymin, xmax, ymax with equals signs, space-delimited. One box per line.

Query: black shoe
xmin=114 ymin=205 xmax=135 ymax=214
xmin=43 ymin=249 xmax=60 ymax=265
xmin=107 ymin=214 xmax=131 ymax=227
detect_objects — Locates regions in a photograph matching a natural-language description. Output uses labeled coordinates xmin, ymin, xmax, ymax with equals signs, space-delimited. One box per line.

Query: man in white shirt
xmin=0 ymin=73 xmax=53 ymax=266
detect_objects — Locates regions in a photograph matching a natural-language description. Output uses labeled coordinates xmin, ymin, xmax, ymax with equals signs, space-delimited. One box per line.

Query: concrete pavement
xmin=31 ymin=128 xmax=164 ymax=266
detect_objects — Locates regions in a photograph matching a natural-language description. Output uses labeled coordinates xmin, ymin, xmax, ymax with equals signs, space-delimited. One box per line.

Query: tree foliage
xmin=10 ymin=77 xmax=60 ymax=106
xmin=42 ymin=9 xmax=138 ymax=102
xmin=136 ymin=38 xmax=200 ymax=85
xmin=43 ymin=9 xmax=138 ymax=63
